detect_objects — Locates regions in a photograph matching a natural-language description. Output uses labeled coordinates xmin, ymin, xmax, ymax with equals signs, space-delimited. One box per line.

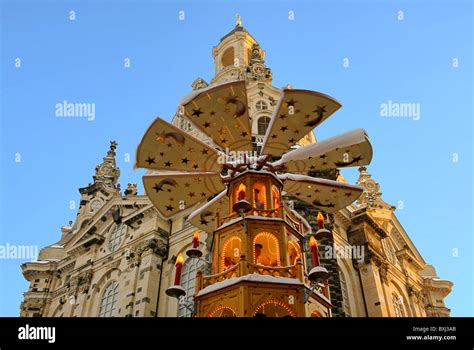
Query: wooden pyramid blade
xmin=273 ymin=129 xmax=373 ymax=172
xmin=188 ymin=190 xmax=229 ymax=233
xmin=261 ymin=89 xmax=341 ymax=157
xmin=143 ymin=171 xmax=225 ymax=219
xmin=279 ymin=173 xmax=363 ymax=213
xmin=135 ymin=116 xmax=222 ymax=173
xmin=181 ymin=80 xmax=252 ymax=151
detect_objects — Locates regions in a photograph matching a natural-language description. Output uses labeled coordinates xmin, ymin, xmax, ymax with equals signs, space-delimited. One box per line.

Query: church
xmin=20 ymin=20 xmax=452 ymax=318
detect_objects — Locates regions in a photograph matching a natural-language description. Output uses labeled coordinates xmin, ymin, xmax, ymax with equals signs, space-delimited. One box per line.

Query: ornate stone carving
xmin=191 ymin=77 xmax=209 ymax=90
xmin=124 ymin=182 xmax=138 ymax=195
xmin=127 ymin=238 xmax=167 ymax=268
xmin=357 ymin=167 xmax=381 ymax=207
xmin=246 ymin=44 xmax=272 ymax=81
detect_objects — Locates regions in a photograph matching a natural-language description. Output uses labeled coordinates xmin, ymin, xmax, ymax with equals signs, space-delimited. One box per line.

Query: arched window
xmin=221 ymin=236 xmax=241 ymax=271
xmin=208 ymin=305 xmax=237 ymax=317
xmin=108 ymin=223 xmax=127 ymax=252
xmin=339 ymin=270 xmax=352 ymax=317
xmin=257 ymin=116 xmax=271 ymax=135
xmin=253 ymin=232 xmax=280 ymax=266
xmin=235 ymin=182 xmax=247 ymax=202
xmin=253 ymin=182 xmax=267 ymax=210
xmin=288 ymin=241 xmax=301 ymax=265
xmin=221 ymin=47 xmax=234 ymax=67
xmin=271 ymin=185 xmax=280 ymax=209
xmin=392 ymin=293 xmax=405 ymax=317
xmin=255 ymin=100 xmax=268 ymax=111
xmin=177 ymin=258 xmax=205 ymax=317
xmin=98 ymin=281 xmax=119 ymax=317
xmin=253 ymin=299 xmax=295 ymax=317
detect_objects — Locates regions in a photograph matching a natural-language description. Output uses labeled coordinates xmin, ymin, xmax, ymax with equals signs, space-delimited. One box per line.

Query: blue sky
xmin=1 ymin=0 xmax=472 ymax=316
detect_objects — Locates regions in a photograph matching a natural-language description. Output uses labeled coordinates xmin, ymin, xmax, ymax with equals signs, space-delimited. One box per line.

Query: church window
xmin=339 ymin=269 xmax=352 ymax=317
xmin=221 ymin=47 xmax=234 ymax=67
xmin=108 ymin=223 xmax=127 ymax=252
xmin=177 ymin=258 xmax=205 ymax=317
xmin=255 ymin=100 xmax=268 ymax=111
xmin=253 ymin=232 xmax=280 ymax=267
xmin=257 ymin=116 xmax=271 ymax=135
xmin=221 ymin=236 xmax=241 ymax=271
xmin=98 ymin=281 xmax=119 ymax=317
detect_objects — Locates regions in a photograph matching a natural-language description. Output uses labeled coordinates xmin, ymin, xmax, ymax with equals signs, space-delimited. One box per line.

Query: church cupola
xmin=211 ymin=15 xmax=272 ymax=84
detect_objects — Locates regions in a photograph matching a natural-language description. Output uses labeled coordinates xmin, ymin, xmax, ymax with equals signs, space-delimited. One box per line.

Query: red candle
xmin=317 ymin=212 xmax=324 ymax=230
xmin=309 ymin=236 xmax=320 ymax=267
xmin=174 ymin=254 xmax=184 ymax=285
xmin=192 ymin=230 xmax=199 ymax=249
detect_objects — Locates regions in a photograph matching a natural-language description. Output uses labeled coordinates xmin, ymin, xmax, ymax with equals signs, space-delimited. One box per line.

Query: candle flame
xmin=193 ymin=230 xmax=199 ymax=240
xmin=309 ymin=236 xmax=317 ymax=248
xmin=176 ymin=254 xmax=184 ymax=265
xmin=317 ymin=212 xmax=324 ymax=223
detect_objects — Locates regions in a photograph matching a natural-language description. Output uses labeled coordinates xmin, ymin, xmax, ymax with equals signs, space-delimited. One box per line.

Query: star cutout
xmin=145 ymin=157 xmax=156 ymax=165
xmin=344 ymin=192 xmax=353 ymax=197
xmin=241 ymin=131 xmax=248 ymax=137
xmin=192 ymin=108 xmax=204 ymax=117
xmin=188 ymin=192 xmax=195 ymax=198
xmin=193 ymin=164 xmax=199 ymax=170
xmin=320 ymin=154 xmax=327 ymax=159
xmin=164 ymin=161 xmax=172 ymax=167
xmin=217 ymin=127 xmax=226 ymax=135
xmin=271 ymin=134 xmax=277 ymax=139
xmin=201 ymin=149 xmax=209 ymax=155
xmin=221 ymin=138 xmax=227 ymax=143
xmin=167 ymin=142 xmax=172 ymax=148
xmin=169 ymin=197 xmax=174 ymax=201
xmin=159 ymin=152 xmax=164 ymax=156
xmin=285 ymin=98 xmax=298 ymax=107
xmin=293 ymin=129 xmax=300 ymax=134
xmin=201 ymin=192 xmax=207 ymax=197
xmin=188 ymin=147 xmax=194 ymax=153
xmin=203 ymin=122 xmax=211 ymax=128
xmin=288 ymin=138 xmax=295 ymax=143
xmin=295 ymin=192 xmax=301 ymax=196
xmin=280 ymin=126 xmax=288 ymax=132
xmin=210 ymin=110 xmax=216 ymax=116
xmin=181 ymin=157 xmax=189 ymax=164
xmin=184 ymin=182 xmax=190 ymax=187
xmin=165 ymin=205 xmax=174 ymax=212
xmin=279 ymin=114 xmax=288 ymax=120
xmin=153 ymin=184 xmax=163 ymax=192
xmin=200 ymin=219 xmax=209 ymax=225
xmin=313 ymin=105 xmax=327 ymax=117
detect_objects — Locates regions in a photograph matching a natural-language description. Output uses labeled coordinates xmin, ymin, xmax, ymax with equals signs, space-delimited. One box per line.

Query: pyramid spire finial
xmin=236 ymin=13 xmax=241 ymax=27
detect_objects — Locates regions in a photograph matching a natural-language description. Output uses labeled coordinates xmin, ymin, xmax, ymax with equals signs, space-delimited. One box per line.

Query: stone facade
xmin=20 ymin=23 xmax=451 ymax=318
